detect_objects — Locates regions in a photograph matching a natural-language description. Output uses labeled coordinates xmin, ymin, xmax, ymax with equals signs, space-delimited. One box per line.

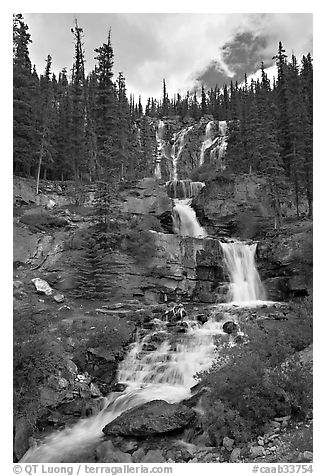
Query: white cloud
xmin=23 ymin=13 xmax=312 ymax=100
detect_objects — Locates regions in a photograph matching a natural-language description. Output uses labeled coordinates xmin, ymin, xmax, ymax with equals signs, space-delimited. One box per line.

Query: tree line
xmin=13 ymin=14 xmax=154 ymax=186
xmin=13 ymin=14 xmax=313 ymax=220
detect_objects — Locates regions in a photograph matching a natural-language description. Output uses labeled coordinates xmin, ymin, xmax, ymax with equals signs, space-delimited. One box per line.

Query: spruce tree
xmin=35 ymin=55 xmax=56 ymax=191
xmin=13 ymin=14 xmax=38 ymax=176
xmin=53 ymin=68 xmax=73 ymax=180
xmin=70 ymin=19 xmax=86 ymax=181
xmin=94 ymin=30 xmax=118 ymax=180
xmin=201 ymin=85 xmax=208 ymax=116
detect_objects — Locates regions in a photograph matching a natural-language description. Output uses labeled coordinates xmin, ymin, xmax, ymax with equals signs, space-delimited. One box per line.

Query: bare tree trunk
xmin=36 ymin=139 xmax=45 ymax=195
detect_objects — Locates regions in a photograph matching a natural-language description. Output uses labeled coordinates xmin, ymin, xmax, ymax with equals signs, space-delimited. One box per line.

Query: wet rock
xmin=31 ymin=277 xmax=53 ymax=296
xmin=229 ymin=447 xmax=241 ymax=463
xmin=222 ymin=321 xmax=238 ymax=334
xmin=102 ymin=400 xmax=196 ymax=437
xmin=196 ymin=313 xmax=208 ymax=325
xmin=96 ymin=441 xmax=132 ymax=463
xmin=223 ymin=436 xmax=235 ymax=451
xmin=164 ymin=303 xmax=187 ymax=322
xmin=142 ymin=343 xmax=156 ymax=352
xmin=250 ymin=446 xmax=266 ymax=458
xmin=142 ymin=449 xmax=166 ymax=463
xmin=111 ymin=383 xmax=128 ymax=393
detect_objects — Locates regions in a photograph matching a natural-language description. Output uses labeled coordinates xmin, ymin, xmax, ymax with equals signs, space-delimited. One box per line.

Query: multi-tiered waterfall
xmin=20 ymin=118 xmax=269 ymax=463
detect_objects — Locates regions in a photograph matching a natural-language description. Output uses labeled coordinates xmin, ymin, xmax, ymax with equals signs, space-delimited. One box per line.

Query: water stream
xmin=21 ymin=315 xmax=225 ymax=463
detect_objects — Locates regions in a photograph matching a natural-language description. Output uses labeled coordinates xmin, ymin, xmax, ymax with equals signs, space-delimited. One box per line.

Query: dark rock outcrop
xmin=222 ymin=321 xmax=238 ymax=334
xmin=258 ymin=223 xmax=312 ymax=300
xmin=102 ymin=400 xmax=196 ymax=437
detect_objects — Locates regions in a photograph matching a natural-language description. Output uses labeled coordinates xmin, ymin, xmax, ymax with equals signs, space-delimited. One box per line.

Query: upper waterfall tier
xmin=154 ymin=119 xmax=228 ymax=182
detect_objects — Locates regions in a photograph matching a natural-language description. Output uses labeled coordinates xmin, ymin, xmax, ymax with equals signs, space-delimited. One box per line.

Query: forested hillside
xmin=13 ymin=13 xmax=312 ymax=220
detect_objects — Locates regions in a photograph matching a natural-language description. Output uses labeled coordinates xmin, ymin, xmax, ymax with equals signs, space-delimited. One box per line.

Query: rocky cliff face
xmin=257 ymin=222 xmax=313 ymax=300
xmin=13 ymin=175 xmax=312 ymax=305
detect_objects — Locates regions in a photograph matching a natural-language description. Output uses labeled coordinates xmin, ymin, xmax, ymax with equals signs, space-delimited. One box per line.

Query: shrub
xmin=197 ymin=314 xmax=313 ymax=444
xmin=13 ymin=306 xmax=65 ymax=421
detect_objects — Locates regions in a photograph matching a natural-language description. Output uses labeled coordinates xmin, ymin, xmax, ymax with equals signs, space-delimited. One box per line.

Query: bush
xmin=197 ymin=314 xmax=313 ymax=444
xmin=13 ymin=306 xmax=65 ymax=421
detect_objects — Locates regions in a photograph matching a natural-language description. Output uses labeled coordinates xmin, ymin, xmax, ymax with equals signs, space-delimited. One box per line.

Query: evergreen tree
xmin=35 ymin=55 xmax=57 ymax=191
xmin=201 ymin=84 xmax=208 ymax=116
xmin=94 ymin=30 xmax=118 ymax=180
xmin=300 ymin=53 xmax=313 ymax=217
xmin=13 ymin=14 xmax=38 ymax=175
xmin=74 ymin=231 xmax=109 ymax=300
xmin=70 ymin=19 xmax=86 ymax=181
xmin=190 ymin=91 xmax=199 ymax=120
xmin=53 ymin=68 xmax=73 ymax=180
xmin=162 ymin=78 xmax=169 ymax=117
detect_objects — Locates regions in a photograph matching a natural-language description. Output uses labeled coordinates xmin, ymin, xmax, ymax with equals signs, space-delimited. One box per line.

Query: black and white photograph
xmin=11 ymin=6 xmax=314 ymax=471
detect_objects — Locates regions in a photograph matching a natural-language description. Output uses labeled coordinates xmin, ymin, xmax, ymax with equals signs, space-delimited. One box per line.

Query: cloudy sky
xmin=23 ymin=13 xmax=313 ymax=101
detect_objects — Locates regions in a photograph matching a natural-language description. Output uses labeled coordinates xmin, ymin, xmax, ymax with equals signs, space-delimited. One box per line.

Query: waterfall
xmin=154 ymin=120 xmax=206 ymax=237
xmin=21 ymin=316 xmax=224 ymax=463
xmin=219 ymin=240 xmax=266 ymax=304
xmin=154 ymin=120 xmax=165 ymax=179
xmin=210 ymin=120 xmax=228 ymax=170
xmin=166 ymin=179 xmax=205 ymax=199
xmin=172 ymin=199 xmax=207 ymax=238
xmin=199 ymin=121 xmax=216 ymax=166
xmin=171 ymin=126 xmax=193 ymax=181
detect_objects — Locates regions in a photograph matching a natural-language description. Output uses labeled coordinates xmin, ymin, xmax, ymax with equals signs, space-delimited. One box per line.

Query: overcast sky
xmin=23 ymin=13 xmax=313 ymax=101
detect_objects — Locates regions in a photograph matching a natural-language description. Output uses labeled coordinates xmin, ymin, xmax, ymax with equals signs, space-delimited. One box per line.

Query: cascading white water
xmin=171 ymin=126 xmax=193 ymax=181
xmin=154 ymin=121 xmax=206 ymax=237
xmin=219 ymin=240 xmax=266 ymax=304
xmin=21 ymin=315 xmax=224 ymax=463
xmin=154 ymin=120 xmax=165 ymax=179
xmin=172 ymin=199 xmax=207 ymax=238
xmin=166 ymin=179 xmax=205 ymax=199
xmin=210 ymin=120 xmax=228 ymax=170
xmin=199 ymin=121 xmax=216 ymax=166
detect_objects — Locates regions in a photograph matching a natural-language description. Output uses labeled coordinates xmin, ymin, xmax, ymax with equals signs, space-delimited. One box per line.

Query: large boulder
xmin=102 ymin=400 xmax=196 ymax=437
